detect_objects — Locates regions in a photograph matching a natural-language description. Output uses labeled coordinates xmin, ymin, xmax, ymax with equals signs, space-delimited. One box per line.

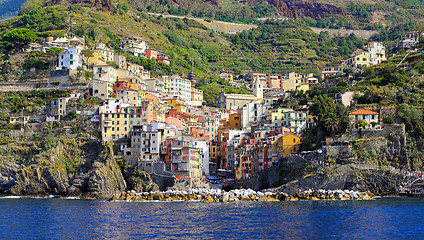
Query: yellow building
xmin=296 ymin=84 xmax=310 ymax=92
xmin=118 ymin=75 xmax=147 ymax=98
xmin=101 ymin=111 xmax=130 ymax=141
xmin=226 ymin=74 xmax=233 ymax=83
xmin=284 ymin=72 xmax=313 ymax=91
xmin=116 ymin=68 xmax=131 ymax=78
xmin=87 ymin=54 xmax=106 ymax=66
xmin=268 ymin=108 xmax=292 ymax=122
xmin=164 ymin=98 xmax=187 ymax=113
xmin=278 ymin=133 xmax=302 ymax=157
xmin=343 ymin=49 xmax=370 ymax=68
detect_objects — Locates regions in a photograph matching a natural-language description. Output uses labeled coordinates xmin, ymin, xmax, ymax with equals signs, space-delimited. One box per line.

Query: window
xmin=70 ymin=61 xmax=74 ymax=65
xmin=293 ymin=138 xmax=296 ymax=143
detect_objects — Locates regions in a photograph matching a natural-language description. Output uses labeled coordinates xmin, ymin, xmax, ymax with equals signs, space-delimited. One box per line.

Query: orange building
xmin=229 ymin=113 xmax=241 ymax=130
xmin=278 ymin=133 xmax=302 ymax=157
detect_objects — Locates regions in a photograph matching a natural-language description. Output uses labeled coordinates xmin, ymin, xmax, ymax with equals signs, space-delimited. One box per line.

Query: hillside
xmin=1 ymin=0 xmax=423 ymax=27
xmin=0 ymin=2 xmax=372 ymax=76
xmin=0 ymin=0 xmax=422 ymax=106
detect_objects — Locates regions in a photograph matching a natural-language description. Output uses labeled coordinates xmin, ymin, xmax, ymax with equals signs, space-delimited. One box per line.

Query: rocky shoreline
xmin=111 ymin=188 xmax=374 ymax=202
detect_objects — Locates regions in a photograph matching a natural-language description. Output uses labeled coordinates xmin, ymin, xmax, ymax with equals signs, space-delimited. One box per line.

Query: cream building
xmin=190 ymin=88 xmax=204 ymax=107
xmin=92 ymin=65 xmax=117 ymax=99
xmin=121 ymin=36 xmax=150 ymax=57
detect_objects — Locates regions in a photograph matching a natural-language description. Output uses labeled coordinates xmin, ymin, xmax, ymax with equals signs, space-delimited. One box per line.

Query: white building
xmin=57 ymin=46 xmax=83 ymax=70
xmin=349 ymin=109 xmax=379 ymax=128
xmin=116 ymin=89 xmax=142 ymax=107
xmin=283 ymin=111 xmax=307 ymax=133
xmin=396 ymin=32 xmax=422 ymax=49
xmin=193 ymin=140 xmax=210 ymax=176
xmin=145 ymin=78 xmax=165 ymax=92
xmin=365 ymin=42 xmax=386 ymax=65
xmin=131 ymin=125 xmax=161 ymax=164
xmin=164 ymin=75 xmax=192 ymax=103
xmin=241 ymin=100 xmax=270 ymax=128
xmin=335 ymin=91 xmax=355 ymax=107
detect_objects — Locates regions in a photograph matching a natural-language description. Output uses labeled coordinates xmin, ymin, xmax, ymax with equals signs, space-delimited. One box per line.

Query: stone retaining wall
xmin=111 ymin=188 xmax=372 ymax=202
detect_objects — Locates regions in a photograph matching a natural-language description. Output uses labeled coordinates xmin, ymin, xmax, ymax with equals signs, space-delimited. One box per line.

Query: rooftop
xmin=349 ymin=109 xmax=378 ymax=115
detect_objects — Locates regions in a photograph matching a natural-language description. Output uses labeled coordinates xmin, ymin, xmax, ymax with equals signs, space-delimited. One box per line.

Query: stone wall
xmin=310 ymin=27 xmax=378 ymax=39
xmin=140 ymin=162 xmax=175 ymax=190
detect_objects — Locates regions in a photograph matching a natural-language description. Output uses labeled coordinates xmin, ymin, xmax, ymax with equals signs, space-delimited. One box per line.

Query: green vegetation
xmin=16 ymin=6 xmax=68 ymax=32
xmin=195 ymin=75 xmax=250 ymax=106
xmin=230 ymin=20 xmax=366 ymax=74
xmin=1 ymin=28 xmax=37 ymax=53
xmin=0 ymin=90 xmax=70 ymax=113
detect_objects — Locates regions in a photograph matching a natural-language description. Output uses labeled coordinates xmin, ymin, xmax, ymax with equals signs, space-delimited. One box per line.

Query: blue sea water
xmin=0 ymin=197 xmax=423 ymax=239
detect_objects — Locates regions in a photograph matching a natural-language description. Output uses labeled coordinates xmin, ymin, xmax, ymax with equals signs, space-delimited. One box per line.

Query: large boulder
xmin=68 ymin=158 xmax=127 ymax=199
xmin=125 ymin=169 xmax=159 ymax=193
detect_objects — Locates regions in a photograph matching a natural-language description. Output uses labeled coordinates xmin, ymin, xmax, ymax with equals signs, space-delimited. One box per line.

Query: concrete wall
xmin=310 ymin=27 xmax=378 ymax=39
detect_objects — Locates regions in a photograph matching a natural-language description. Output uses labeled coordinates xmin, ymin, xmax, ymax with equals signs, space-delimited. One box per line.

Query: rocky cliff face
xmin=249 ymin=156 xmax=410 ymax=196
xmin=0 ymin=161 xmax=70 ymax=196
xmin=274 ymin=165 xmax=408 ymax=196
xmin=67 ymin=157 xmax=127 ymax=199
xmin=264 ymin=0 xmax=345 ymax=19
xmin=0 ymin=140 xmax=128 ymax=199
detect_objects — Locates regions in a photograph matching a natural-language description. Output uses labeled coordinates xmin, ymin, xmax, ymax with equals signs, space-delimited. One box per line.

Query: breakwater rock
xmin=111 ymin=188 xmax=372 ymax=202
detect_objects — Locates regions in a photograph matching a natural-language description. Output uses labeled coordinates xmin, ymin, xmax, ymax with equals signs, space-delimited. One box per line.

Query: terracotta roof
xmin=349 ymin=110 xmax=378 ymax=115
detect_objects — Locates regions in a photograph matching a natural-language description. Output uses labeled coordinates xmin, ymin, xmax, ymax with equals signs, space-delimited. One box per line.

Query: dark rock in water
xmin=125 ymin=168 xmax=159 ymax=193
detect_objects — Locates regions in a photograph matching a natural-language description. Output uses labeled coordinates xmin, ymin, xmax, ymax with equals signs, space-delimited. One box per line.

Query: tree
xmin=46 ymin=47 xmax=63 ymax=70
xmin=1 ymin=28 xmax=37 ymax=52
xmin=310 ymin=95 xmax=349 ymax=136
xmin=323 ymin=113 xmax=342 ymax=135
xmin=81 ymin=49 xmax=94 ymax=67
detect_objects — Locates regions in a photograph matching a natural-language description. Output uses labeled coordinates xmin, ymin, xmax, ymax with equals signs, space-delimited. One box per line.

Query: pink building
xmin=145 ymin=49 xmax=159 ymax=59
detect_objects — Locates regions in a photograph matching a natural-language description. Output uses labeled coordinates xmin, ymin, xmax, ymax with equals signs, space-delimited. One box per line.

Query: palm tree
xmin=323 ymin=113 xmax=342 ymax=135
